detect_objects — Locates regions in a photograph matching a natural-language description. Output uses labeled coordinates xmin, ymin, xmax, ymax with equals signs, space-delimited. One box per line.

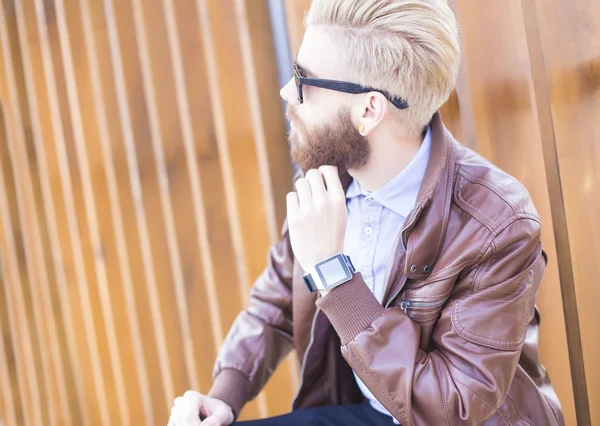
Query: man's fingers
xmin=295 ymin=177 xmax=312 ymax=209
xmin=286 ymin=192 xmax=299 ymax=222
xmin=200 ymin=413 xmax=227 ymax=426
xmin=305 ymin=169 xmax=326 ymax=202
xmin=319 ymin=165 xmax=344 ymax=199
xmin=183 ymin=390 xmax=204 ymax=410
xmin=200 ymin=416 xmax=220 ymax=426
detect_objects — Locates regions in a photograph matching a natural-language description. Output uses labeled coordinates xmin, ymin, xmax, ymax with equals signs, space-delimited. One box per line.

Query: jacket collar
xmin=340 ymin=112 xmax=455 ymax=280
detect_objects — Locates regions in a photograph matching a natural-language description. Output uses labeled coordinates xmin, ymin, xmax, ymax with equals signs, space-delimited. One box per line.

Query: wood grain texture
xmin=0 ymin=0 xmax=295 ymax=424
xmin=523 ymin=0 xmax=599 ymax=424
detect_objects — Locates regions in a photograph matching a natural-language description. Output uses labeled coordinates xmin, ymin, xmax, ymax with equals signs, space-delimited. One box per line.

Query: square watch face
xmin=316 ymin=256 xmax=350 ymax=289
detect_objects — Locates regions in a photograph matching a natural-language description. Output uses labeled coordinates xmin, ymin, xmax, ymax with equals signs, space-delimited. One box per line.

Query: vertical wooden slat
xmin=443 ymin=0 xmax=477 ymax=151
xmin=195 ymin=0 xmax=254 ymax=310
xmin=13 ymin=0 xmax=115 ymax=423
xmin=196 ymin=0 xmax=285 ymax=418
xmin=1 ymin=3 xmax=91 ymax=425
xmin=129 ymin=0 xmax=200 ymax=393
xmin=234 ymin=0 xmax=299 ymax=411
xmin=0 ymin=159 xmax=27 ymax=426
xmin=168 ymin=1 xmax=263 ymax=419
xmin=235 ymin=0 xmax=279 ymax=243
xmin=0 ymin=104 xmax=18 ymax=426
xmin=0 ymin=4 xmax=57 ymax=425
xmin=533 ymin=2 xmax=600 ymax=423
xmin=160 ymin=0 xmax=224 ymax=359
xmin=0 ymin=112 xmax=27 ymax=426
xmin=0 ymin=315 xmax=17 ymax=426
xmin=284 ymin=0 xmax=311 ymax=56
xmin=235 ymin=0 xmax=294 ymax=243
xmin=49 ymin=0 xmax=136 ymax=424
xmin=523 ymin=0 xmax=598 ymax=423
xmin=77 ymin=0 xmax=154 ymax=423
xmin=101 ymin=0 xmax=176 ymax=408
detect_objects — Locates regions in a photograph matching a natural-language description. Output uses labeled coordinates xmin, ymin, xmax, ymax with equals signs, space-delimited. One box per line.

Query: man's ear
xmin=354 ymin=92 xmax=389 ymax=136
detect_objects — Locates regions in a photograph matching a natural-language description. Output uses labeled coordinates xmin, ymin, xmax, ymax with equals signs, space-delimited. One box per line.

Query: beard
xmin=286 ymin=106 xmax=371 ymax=173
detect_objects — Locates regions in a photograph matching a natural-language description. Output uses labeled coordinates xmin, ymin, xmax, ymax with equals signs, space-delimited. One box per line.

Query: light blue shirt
xmin=343 ymin=126 xmax=432 ymax=423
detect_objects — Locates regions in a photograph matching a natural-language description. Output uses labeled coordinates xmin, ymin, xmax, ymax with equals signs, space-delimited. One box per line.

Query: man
xmin=168 ymin=0 xmax=564 ymax=425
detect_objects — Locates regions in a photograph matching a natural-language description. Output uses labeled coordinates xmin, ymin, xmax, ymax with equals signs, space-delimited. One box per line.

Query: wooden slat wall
xmin=523 ymin=1 xmax=599 ymax=424
xmin=0 ymin=0 xmax=296 ymax=425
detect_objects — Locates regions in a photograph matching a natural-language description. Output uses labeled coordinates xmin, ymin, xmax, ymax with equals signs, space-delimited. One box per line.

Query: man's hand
xmin=286 ymin=166 xmax=347 ymax=274
xmin=167 ymin=390 xmax=234 ymax=426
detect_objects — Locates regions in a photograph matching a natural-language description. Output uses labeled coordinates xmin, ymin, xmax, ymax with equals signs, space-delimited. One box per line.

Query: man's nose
xmin=280 ymin=78 xmax=300 ymax=105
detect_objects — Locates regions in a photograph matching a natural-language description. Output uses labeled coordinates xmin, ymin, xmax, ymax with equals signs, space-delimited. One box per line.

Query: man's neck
xmin=348 ymin=130 xmax=424 ymax=193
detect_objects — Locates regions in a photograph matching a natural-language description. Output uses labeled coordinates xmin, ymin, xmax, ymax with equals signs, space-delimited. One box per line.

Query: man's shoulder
xmin=450 ymin=141 xmax=540 ymax=233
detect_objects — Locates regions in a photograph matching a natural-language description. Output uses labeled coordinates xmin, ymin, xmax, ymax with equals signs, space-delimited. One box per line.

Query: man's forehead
xmin=296 ymin=26 xmax=339 ymax=78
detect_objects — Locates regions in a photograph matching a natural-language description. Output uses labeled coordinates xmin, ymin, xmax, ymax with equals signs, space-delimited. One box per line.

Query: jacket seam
xmin=403 ymin=287 xmax=453 ymax=300
xmin=418 ymin=260 xmax=476 ymax=282
xmin=461 ymin=305 xmax=530 ymax=322
xmin=348 ymin=344 xmax=409 ymax=425
xmin=507 ymin=392 xmax=534 ymax=426
xmin=542 ymin=393 xmax=561 ymax=424
xmin=432 ymin=354 xmax=452 ymax=426
xmin=455 ymin=176 xmax=498 ymax=231
xmin=472 ymin=256 xmax=492 ymax=293
xmin=457 ymin=169 xmax=519 ymax=215
xmin=450 ymin=373 xmax=510 ymax=425
xmin=468 ymin=293 xmax=531 ymax=307
xmin=490 ymin=215 xmax=541 ymax=240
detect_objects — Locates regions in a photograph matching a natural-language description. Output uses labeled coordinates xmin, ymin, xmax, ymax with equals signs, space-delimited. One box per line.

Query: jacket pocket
xmin=452 ymin=269 xmax=533 ymax=351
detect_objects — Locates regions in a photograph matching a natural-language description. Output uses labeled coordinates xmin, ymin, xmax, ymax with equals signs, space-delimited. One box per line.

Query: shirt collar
xmin=346 ymin=125 xmax=432 ymax=217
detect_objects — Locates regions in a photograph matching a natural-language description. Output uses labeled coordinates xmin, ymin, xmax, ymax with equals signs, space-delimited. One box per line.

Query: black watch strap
xmin=303 ymin=273 xmax=317 ymax=294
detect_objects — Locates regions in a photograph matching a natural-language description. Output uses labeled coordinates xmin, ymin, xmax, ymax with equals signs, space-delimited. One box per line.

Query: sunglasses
xmin=293 ymin=62 xmax=409 ymax=110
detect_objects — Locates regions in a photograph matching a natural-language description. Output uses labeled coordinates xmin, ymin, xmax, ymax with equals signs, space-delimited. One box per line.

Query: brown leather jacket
xmin=208 ymin=113 xmax=564 ymax=425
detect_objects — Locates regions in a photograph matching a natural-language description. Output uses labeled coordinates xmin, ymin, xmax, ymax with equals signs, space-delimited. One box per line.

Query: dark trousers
xmin=232 ymin=403 xmax=398 ymax=426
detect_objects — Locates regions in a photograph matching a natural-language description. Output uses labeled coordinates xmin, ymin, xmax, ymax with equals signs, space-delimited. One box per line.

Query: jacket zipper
xmin=385 ymin=276 xmax=408 ymax=309
xmin=292 ymin=308 xmax=320 ymax=407
xmin=400 ymin=297 xmax=448 ymax=314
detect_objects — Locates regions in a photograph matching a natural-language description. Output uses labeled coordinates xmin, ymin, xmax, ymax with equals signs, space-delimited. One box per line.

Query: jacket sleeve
xmin=316 ymin=217 xmax=544 ymax=425
xmin=207 ymin=222 xmax=295 ymax=419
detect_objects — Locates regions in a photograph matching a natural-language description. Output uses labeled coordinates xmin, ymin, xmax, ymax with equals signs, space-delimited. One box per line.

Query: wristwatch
xmin=303 ymin=253 xmax=356 ymax=294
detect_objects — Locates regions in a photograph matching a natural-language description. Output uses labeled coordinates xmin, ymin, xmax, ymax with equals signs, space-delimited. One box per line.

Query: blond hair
xmin=305 ymin=0 xmax=460 ymax=135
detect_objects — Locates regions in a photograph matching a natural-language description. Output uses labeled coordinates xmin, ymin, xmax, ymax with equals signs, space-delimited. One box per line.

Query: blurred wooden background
xmin=0 ymin=0 xmax=597 ymax=425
